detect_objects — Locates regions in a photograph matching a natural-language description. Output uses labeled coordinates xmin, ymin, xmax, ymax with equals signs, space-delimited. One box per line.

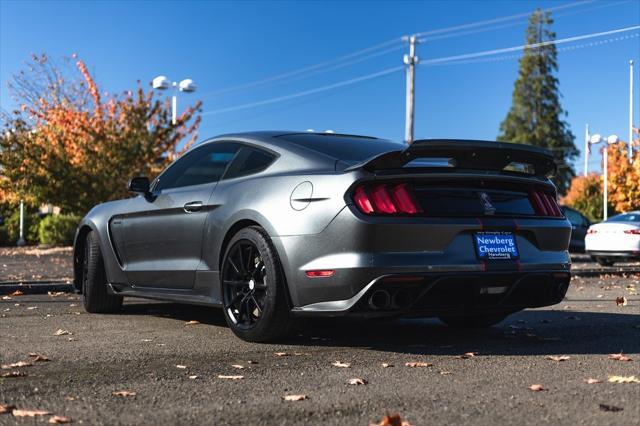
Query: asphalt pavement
xmin=0 ymin=274 xmax=639 ymax=425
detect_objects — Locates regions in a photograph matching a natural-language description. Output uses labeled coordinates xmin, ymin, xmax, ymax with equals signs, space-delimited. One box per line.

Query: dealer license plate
xmin=474 ymin=232 xmax=519 ymax=260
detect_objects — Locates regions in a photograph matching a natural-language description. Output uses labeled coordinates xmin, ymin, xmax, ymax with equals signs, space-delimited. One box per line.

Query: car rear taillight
xmin=353 ymin=184 xmax=423 ymax=215
xmin=623 ymin=229 xmax=640 ymax=235
xmin=528 ymin=189 xmax=562 ymax=217
xmin=587 ymin=229 xmax=597 ymax=234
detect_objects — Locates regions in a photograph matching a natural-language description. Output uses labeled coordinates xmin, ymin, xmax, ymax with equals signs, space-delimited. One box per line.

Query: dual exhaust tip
xmin=368 ymin=289 xmax=412 ymax=310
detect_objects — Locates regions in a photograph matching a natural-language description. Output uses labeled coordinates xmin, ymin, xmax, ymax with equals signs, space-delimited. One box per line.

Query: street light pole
xmin=630 ymin=60 xmax=634 ymax=162
xmin=152 ymin=76 xmax=197 ymax=126
xmin=16 ymin=200 xmax=25 ymax=247
xmin=590 ymin=133 xmax=619 ymax=221
xmin=583 ymin=123 xmax=589 ymax=176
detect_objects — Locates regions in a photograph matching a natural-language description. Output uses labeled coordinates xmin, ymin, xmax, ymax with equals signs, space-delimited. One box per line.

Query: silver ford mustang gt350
xmin=73 ymin=131 xmax=571 ymax=342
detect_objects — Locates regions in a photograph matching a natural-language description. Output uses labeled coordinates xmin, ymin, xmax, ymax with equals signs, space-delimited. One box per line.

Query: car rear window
xmin=279 ymin=134 xmax=403 ymax=163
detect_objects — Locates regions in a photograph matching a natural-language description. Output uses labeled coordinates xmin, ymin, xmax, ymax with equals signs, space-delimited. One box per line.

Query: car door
xmin=564 ymin=208 xmax=588 ymax=252
xmin=118 ymin=142 xmax=239 ymax=289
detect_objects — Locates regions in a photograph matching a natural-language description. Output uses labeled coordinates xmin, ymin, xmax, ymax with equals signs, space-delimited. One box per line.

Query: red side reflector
xmin=354 ymin=186 xmax=374 ymax=214
xmin=587 ymin=229 xmax=597 ymax=234
xmin=305 ymin=270 xmax=335 ymax=278
xmin=390 ymin=183 xmax=423 ymax=214
xmin=370 ymin=185 xmax=397 ymax=214
xmin=623 ymin=229 xmax=640 ymax=235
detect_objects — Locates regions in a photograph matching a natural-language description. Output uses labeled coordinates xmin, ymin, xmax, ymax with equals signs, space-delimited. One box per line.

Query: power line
xmin=420 ymin=25 xmax=640 ymax=66
xmin=197 ymin=0 xmax=606 ymax=100
xmin=414 ymin=0 xmax=595 ymax=37
xmin=201 ymin=65 xmax=404 ymax=116
xmin=200 ymin=25 xmax=640 ymax=117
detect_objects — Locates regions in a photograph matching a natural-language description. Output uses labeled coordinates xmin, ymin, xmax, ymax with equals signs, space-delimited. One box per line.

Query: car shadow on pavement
xmin=119 ymin=300 xmax=640 ymax=357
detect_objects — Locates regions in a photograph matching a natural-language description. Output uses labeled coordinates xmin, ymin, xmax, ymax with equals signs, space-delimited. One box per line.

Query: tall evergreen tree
xmin=498 ymin=9 xmax=577 ymax=194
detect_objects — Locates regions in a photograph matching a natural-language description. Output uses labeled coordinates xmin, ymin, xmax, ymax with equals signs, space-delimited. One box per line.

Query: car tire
xmin=82 ymin=231 xmax=123 ymax=313
xmin=596 ymin=258 xmax=615 ymax=267
xmin=439 ymin=312 xmax=508 ymax=328
xmin=221 ymin=226 xmax=293 ymax=342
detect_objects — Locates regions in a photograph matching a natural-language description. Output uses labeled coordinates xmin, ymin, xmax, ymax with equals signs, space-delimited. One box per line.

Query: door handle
xmin=183 ymin=201 xmax=203 ymax=213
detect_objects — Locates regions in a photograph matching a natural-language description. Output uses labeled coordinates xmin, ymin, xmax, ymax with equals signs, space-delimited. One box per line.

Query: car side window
xmin=564 ymin=209 xmax=580 ymax=226
xmin=223 ymin=146 xmax=276 ymax=180
xmin=155 ymin=143 xmax=239 ymax=191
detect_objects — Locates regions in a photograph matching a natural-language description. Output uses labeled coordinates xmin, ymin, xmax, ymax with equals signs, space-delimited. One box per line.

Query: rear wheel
xmin=221 ymin=227 xmax=292 ymax=342
xmin=82 ymin=231 xmax=123 ymax=313
xmin=439 ymin=312 xmax=509 ymax=328
xmin=596 ymin=258 xmax=615 ymax=267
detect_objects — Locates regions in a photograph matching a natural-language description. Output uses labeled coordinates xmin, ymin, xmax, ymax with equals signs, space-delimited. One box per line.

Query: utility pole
xmin=630 ymin=60 xmax=634 ymax=162
xmin=403 ymin=35 xmax=419 ymax=145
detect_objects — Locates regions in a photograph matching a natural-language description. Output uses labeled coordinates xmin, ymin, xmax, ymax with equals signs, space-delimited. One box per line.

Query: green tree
xmin=498 ymin=9 xmax=577 ymax=194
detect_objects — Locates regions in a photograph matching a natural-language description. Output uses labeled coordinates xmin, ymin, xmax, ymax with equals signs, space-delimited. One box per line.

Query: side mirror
xmin=128 ymin=176 xmax=150 ymax=195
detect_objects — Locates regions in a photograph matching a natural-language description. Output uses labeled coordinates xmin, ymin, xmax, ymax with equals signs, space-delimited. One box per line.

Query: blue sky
xmin=1 ymin=0 xmax=639 ymax=173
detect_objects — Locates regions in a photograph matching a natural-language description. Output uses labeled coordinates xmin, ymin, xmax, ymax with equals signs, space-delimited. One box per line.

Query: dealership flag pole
xmin=630 ymin=60 xmax=634 ymax=162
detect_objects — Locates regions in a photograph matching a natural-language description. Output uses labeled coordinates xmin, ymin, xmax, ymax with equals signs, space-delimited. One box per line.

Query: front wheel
xmin=439 ymin=312 xmax=509 ymax=328
xmin=221 ymin=227 xmax=292 ymax=342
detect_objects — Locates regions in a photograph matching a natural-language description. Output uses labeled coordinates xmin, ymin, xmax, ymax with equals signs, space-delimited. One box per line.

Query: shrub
xmin=5 ymin=210 xmax=41 ymax=244
xmin=38 ymin=214 xmax=80 ymax=246
xmin=0 ymin=225 xmax=10 ymax=246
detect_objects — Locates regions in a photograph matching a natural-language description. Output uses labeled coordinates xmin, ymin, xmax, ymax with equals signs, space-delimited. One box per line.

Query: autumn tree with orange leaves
xmin=562 ymin=141 xmax=640 ymax=221
xmin=0 ymin=54 xmax=201 ymax=213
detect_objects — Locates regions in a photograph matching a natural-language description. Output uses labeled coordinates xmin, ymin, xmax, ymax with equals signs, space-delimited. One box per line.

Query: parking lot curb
xmin=0 ymin=280 xmax=75 ymax=295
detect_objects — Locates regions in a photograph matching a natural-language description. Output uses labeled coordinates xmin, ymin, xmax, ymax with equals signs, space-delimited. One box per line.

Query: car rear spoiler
xmin=345 ymin=139 xmax=557 ymax=177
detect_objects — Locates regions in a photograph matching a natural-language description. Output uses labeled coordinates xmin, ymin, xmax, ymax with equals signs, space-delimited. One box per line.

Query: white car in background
xmin=585 ymin=211 xmax=640 ymax=266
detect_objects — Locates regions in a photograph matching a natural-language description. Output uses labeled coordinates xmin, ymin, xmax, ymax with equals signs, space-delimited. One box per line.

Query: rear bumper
xmin=274 ymin=206 xmax=572 ymax=311
xmin=291 ymin=271 xmax=571 ymax=317
xmin=587 ymin=250 xmax=640 ymax=259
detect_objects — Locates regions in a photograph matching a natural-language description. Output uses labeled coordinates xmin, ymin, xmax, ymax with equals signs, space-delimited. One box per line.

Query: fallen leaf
xmin=439 ymin=371 xmax=452 ymax=375
xmin=332 ymin=361 xmax=350 ymax=368
xmin=12 ymin=409 xmax=51 ymax=417
xmin=47 ymin=291 xmax=65 ymax=297
xmin=609 ymin=353 xmax=632 ymax=362
xmin=381 ymin=363 xmax=393 ymax=368
xmin=65 ymin=396 xmax=75 ymax=401
xmin=547 ymin=355 xmax=570 ymax=362
xmin=26 ymin=306 xmax=38 ymax=310
xmin=112 ymin=390 xmax=136 ymax=397
xmin=1 ymin=361 xmax=32 ymax=369
xmin=176 ymin=365 xmax=187 ymax=369
xmin=1 ymin=296 xmax=11 ymax=300
xmin=49 ymin=415 xmax=72 ymax=424
xmin=529 ymin=384 xmax=545 ymax=392
xmin=185 ymin=320 xmax=199 ymax=325
xmin=0 ymin=404 xmax=15 ymax=414
xmin=231 ymin=364 xmax=244 ymax=369
xmin=584 ymin=378 xmax=602 ymax=384
xmin=54 ymin=329 xmax=72 ymax=336
xmin=599 ymin=404 xmax=623 ymax=412
xmin=348 ymin=378 xmax=367 ymax=385
xmin=28 ymin=354 xmax=50 ymax=362
xmin=405 ymin=362 xmax=433 ymax=368
xmin=456 ymin=352 xmax=477 ymax=359
xmin=188 ymin=375 xmax=198 ymax=379
xmin=218 ymin=375 xmax=244 ymax=380
xmin=10 ymin=290 xmax=23 ymax=296
xmin=608 ymin=375 xmax=640 ymax=384
xmin=274 ymin=352 xmax=289 ymax=357
xmin=371 ymin=412 xmax=412 ymax=426
xmin=615 ymin=297 xmax=628 ymax=306
xmin=2 ymin=371 xmax=27 ymax=378
xmin=282 ymin=394 xmax=307 ymax=401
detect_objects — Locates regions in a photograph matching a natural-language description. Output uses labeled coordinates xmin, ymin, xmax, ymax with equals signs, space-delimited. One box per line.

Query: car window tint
xmin=155 ymin=143 xmax=238 ymax=191
xmin=607 ymin=213 xmax=640 ymax=222
xmin=223 ymin=146 xmax=276 ymax=180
